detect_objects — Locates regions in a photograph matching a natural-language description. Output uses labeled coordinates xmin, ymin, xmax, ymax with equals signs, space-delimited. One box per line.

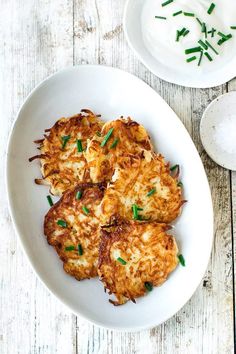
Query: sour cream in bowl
xmin=123 ymin=0 xmax=236 ymax=87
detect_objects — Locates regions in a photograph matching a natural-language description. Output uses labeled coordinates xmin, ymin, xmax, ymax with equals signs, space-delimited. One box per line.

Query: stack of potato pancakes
xmin=30 ymin=109 xmax=185 ymax=305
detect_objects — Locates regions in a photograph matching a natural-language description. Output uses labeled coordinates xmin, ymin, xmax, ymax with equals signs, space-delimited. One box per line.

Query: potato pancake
xmin=98 ymin=220 xmax=178 ymax=305
xmin=101 ymin=154 xmax=184 ymax=224
xmin=85 ymin=117 xmax=153 ymax=182
xmin=44 ymin=183 xmax=106 ymax=280
xmin=30 ymin=109 xmax=103 ymax=195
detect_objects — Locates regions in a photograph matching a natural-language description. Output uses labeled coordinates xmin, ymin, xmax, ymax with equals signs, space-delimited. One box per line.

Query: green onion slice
xmin=82 ymin=206 xmax=89 ymax=215
xmin=147 ymin=188 xmax=156 ymax=197
xmin=61 ymin=135 xmax=71 ymax=149
xmin=65 ymin=245 xmax=75 ymax=251
xmin=162 ymin=0 xmax=173 ymax=6
xmin=145 ymin=282 xmax=153 ymax=292
xmin=76 ymin=190 xmax=82 ymax=200
xmin=110 ymin=138 xmax=119 ymax=149
xmin=207 ymin=3 xmax=215 ymax=15
xmin=230 ymin=26 xmax=236 ymax=30
xmin=117 ymin=257 xmax=127 ymax=265
xmin=47 ymin=195 xmax=53 ymax=207
xmin=77 ymin=139 xmax=83 ymax=152
xmin=100 ymin=128 xmax=114 ymax=147
xmin=78 ymin=244 xmax=83 ymax=255
xmin=57 ymin=219 xmax=67 ymax=228
xmin=178 ymin=254 xmax=186 ymax=266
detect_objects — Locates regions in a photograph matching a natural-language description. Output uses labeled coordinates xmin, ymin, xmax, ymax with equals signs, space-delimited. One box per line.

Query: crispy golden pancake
xmin=98 ymin=220 xmax=178 ymax=305
xmin=101 ymin=154 xmax=184 ymax=224
xmin=44 ymin=183 xmax=106 ymax=280
xmin=30 ymin=109 xmax=103 ymax=195
xmin=85 ymin=118 xmax=153 ymax=182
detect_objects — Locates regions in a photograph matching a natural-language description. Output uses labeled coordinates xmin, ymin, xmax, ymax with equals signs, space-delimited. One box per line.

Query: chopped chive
xmin=205 ymin=40 xmax=219 ymax=55
xmin=207 ymin=3 xmax=215 ymax=15
xmin=230 ymin=26 xmax=236 ymax=30
xmin=183 ymin=30 xmax=190 ymax=37
xmin=61 ymin=135 xmax=71 ymax=149
xmin=178 ymin=254 xmax=186 ymax=266
xmin=110 ymin=138 xmax=119 ymax=149
xmin=218 ymin=31 xmax=230 ymax=39
xmin=173 ymin=10 xmax=182 ymax=17
xmin=76 ymin=190 xmax=82 ymax=200
xmin=78 ymin=244 xmax=83 ymax=255
xmin=65 ymin=245 xmax=75 ymax=251
xmin=82 ymin=206 xmax=89 ymax=215
xmin=155 ymin=16 xmax=167 ymax=20
xmin=208 ymin=28 xmax=216 ymax=37
xmin=198 ymin=51 xmax=203 ymax=66
xmin=184 ymin=12 xmax=195 ymax=17
xmin=196 ymin=17 xmax=202 ymax=26
xmin=217 ymin=34 xmax=232 ymax=45
xmin=176 ymin=27 xmax=187 ymax=41
xmin=186 ymin=56 xmax=197 ymax=63
xmin=96 ymin=131 xmax=101 ymax=137
xmin=201 ymin=22 xmax=207 ymax=38
xmin=117 ymin=257 xmax=127 ymax=265
xmin=170 ymin=164 xmax=179 ymax=171
xmin=132 ymin=204 xmax=138 ymax=220
xmin=204 ymin=52 xmax=213 ymax=62
xmin=147 ymin=188 xmax=156 ymax=197
xmin=177 ymin=181 xmax=183 ymax=187
xmin=185 ymin=47 xmax=202 ymax=54
xmin=162 ymin=0 xmax=173 ymax=6
xmin=77 ymin=139 xmax=83 ymax=152
xmin=137 ymin=215 xmax=150 ymax=221
xmin=100 ymin=128 xmax=114 ymax=147
xmin=57 ymin=219 xmax=67 ymax=228
xmin=198 ymin=40 xmax=208 ymax=50
xmin=145 ymin=282 xmax=153 ymax=292
xmin=47 ymin=195 xmax=53 ymax=207
xmin=137 ymin=207 xmax=143 ymax=211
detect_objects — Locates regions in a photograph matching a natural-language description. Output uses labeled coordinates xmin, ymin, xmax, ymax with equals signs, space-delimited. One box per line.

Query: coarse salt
xmin=214 ymin=115 xmax=236 ymax=155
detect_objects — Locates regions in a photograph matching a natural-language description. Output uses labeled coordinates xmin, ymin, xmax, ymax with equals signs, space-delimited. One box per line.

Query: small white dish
xmin=200 ymin=92 xmax=236 ymax=171
xmin=7 ymin=65 xmax=213 ymax=331
xmin=123 ymin=0 xmax=236 ymax=88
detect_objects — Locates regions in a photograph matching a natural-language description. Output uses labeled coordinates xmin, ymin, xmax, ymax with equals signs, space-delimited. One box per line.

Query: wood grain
xmin=0 ymin=0 xmax=235 ymax=353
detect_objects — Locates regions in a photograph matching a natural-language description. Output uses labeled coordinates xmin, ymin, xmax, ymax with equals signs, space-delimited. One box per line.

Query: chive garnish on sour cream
xmin=162 ymin=0 xmax=173 ymax=7
xmin=173 ymin=10 xmax=182 ymax=17
xmin=155 ymin=16 xmax=167 ymax=20
xmin=186 ymin=56 xmax=197 ymax=63
xmin=100 ymin=128 xmax=114 ymax=147
xmin=207 ymin=3 xmax=216 ymax=15
xmin=184 ymin=12 xmax=195 ymax=17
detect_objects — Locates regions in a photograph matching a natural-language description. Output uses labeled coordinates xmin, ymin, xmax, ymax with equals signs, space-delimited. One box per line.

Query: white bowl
xmin=200 ymin=92 xmax=236 ymax=171
xmin=7 ymin=65 xmax=213 ymax=331
xmin=123 ymin=0 xmax=236 ymax=88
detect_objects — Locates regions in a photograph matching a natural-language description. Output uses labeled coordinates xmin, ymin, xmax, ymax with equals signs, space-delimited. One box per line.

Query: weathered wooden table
xmin=0 ymin=1 xmax=235 ymax=353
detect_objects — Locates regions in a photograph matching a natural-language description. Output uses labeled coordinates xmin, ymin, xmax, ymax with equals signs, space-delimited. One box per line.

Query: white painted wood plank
xmin=0 ymin=1 xmax=75 ymax=354
xmin=74 ymin=1 xmax=235 ymax=353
